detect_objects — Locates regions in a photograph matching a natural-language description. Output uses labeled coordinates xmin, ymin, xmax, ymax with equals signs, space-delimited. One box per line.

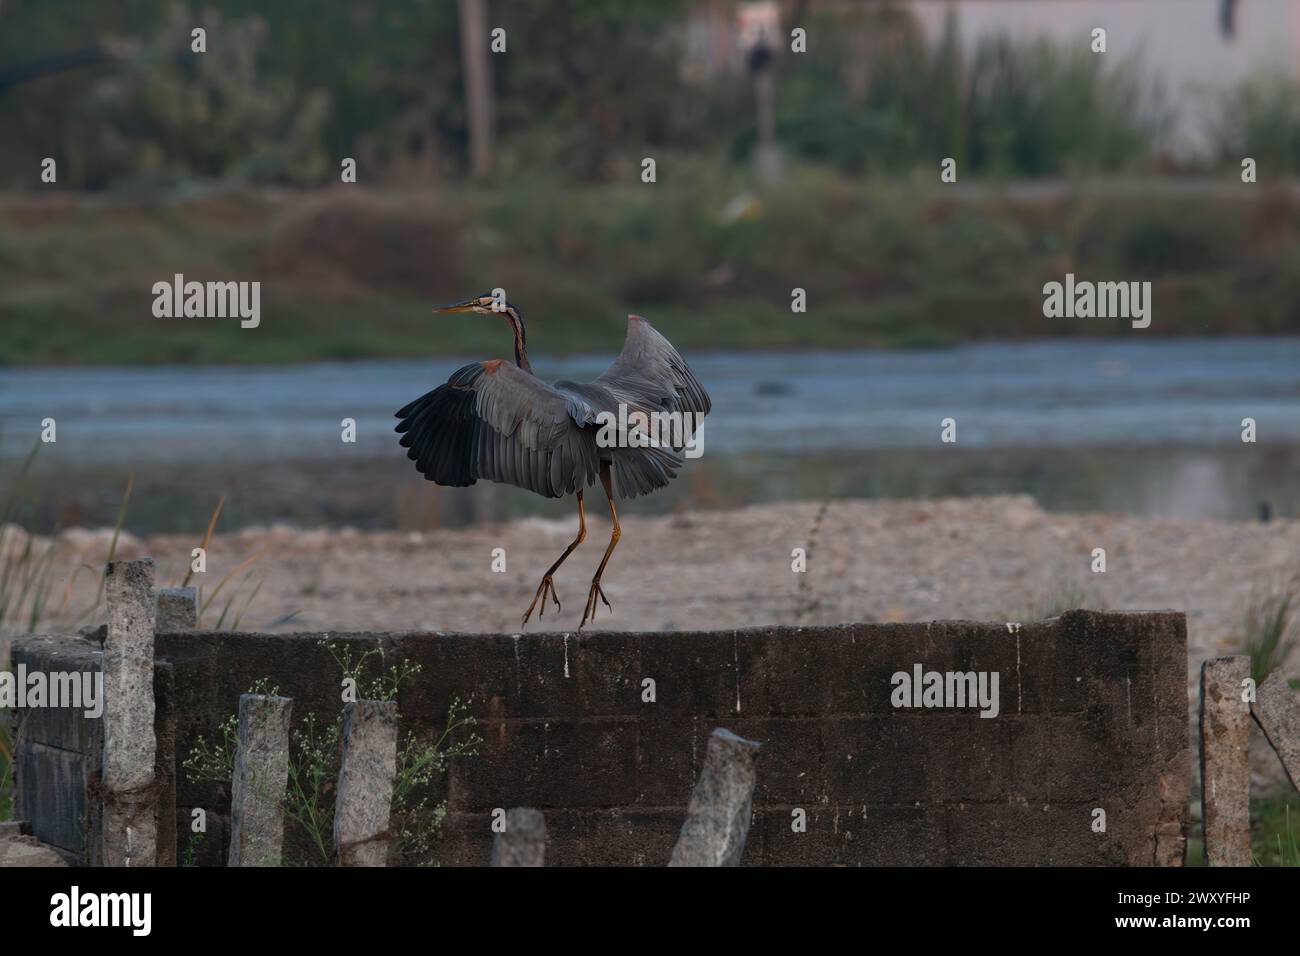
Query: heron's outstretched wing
xmin=394 ymin=360 xmax=601 ymax=498
xmin=396 ymin=317 xmax=710 ymax=500
xmin=589 ymin=315 xmax=712 ymax=423
xmin=554 ymin=315 xmax=711 ymax=498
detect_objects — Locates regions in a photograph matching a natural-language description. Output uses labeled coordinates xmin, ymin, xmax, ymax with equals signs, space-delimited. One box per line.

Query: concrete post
xmin=156 ymin=587 xmax=198 ymax=630
xmin=668 ymin=728 xmax=761 ymax=867
xmin=490 ymin=807 xmax=546 ymax=866
xmin=101 ymin=558 xmax=158 ymax=867
xmin=1199 ymin=656 xmax=1252 ymax=866
xmin=151 ymin=586 xmax=195 ymax=865
xmin=1252 ymin=672 xmax=1300 ymax=793
xmin=333 ymin=700 xmax=398 ymax=866
xmin=228 ymin=694 xmax=293 ymax=867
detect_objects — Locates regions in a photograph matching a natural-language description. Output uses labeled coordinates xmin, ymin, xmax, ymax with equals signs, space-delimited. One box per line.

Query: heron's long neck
xmin=505 ymin=308 xmax=531 ymax=372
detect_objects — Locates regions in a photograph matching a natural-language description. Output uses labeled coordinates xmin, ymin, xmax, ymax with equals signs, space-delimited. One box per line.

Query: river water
xmin=2 ymin=336 xmax=1297 ymax=531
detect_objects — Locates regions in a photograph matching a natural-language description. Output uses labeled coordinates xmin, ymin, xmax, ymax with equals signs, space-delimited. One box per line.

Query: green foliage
xmin=82 ymin=7 xmax=329 ymax=187
xmin=1251 ymin=794 xmax=1300 ymax=868
xmin=0 ymin=0 xmax=696 ymax=187
xmin=748 ymin=14 xmax=1167 ymax=178
xmin=491 ymin=0 xmax=698 ymax=181
xmin=322 ymin=638 xmax=419 ymax=703
xmin=390 ymin=698 xmax=480 ymax=864
xmin=1185 ymin=794 xmax=1299 ymax=867
xmin=2 ymin=171 xmax=1296 ymax=367
xmin=1210 ymin=69 xmax=1300 ymax=174
xmin=1239 ymin=589 xmax=1297 ymax=686
xmin=283 ymin=709 xmax=341 ymax=865
xmin=181 ymin=826 xmax=205 ymax=867
xmin=181 ymin=677 xmax=281 ymax=785
xmin=183 ymin=643 xmax=482 ymax=866
xmin=7 ymin=1 xmax=1272 ymax=188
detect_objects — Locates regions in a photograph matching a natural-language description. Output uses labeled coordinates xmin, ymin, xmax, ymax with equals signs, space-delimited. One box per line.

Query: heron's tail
xmin=607 ymin=445 xmax=681 ymax=500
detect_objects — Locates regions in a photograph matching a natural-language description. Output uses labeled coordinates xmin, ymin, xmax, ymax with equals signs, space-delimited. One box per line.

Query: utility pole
xmin=458 ymin=0 xmax=494 ymax=179
xmin=738 ymin=1 xmax=782 ymax=186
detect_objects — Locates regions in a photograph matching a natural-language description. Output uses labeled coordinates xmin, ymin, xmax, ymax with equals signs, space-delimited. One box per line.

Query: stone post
xmin=228 ymin=694 xmax=293 ymax=867
xmin=1199 ymin=656 xmax=1251 ymax=867
xmin=668 ymin=728 xmax=761 ymax=867
xmin=333 ymin=700 xmax=398 ymax=866
xmin=101 ymin=558 xmax=158 ymax=867
xmin=156 ymin=587 xmax=198 ymax=630
xmin=491 ymin=807 xmax=547 ymax=866
xmin=1252 ymin=672 xmax=1300 ymax=793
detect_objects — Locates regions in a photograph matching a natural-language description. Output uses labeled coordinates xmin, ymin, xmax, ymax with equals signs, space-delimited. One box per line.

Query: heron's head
xmin=435 ymin=293 xmax=529 ymax=367
xmin=434 ymin=293 xmax=517 ymax=317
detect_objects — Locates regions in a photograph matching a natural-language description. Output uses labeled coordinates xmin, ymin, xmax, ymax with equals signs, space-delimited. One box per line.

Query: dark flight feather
xmin=395 ymin=315 xmax=710 ymax=499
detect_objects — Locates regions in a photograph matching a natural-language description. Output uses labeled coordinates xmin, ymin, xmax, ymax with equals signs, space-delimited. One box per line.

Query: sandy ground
xmin=20 ymin=494 xmax=1297 ymax=663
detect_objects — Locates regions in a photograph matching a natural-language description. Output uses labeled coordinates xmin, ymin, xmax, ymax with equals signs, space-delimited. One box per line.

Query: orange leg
xmin=521 ymin=490 xmax=586 ymax=626
xmin=580 ymin=464 xmax=620 ymax=630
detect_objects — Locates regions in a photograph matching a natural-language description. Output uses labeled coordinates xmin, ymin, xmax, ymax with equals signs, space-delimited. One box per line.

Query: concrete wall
xmin=13 ymin=610 xmax=1190 ymax=865
xmin=10 ymin=635 xmax=103 ymax=864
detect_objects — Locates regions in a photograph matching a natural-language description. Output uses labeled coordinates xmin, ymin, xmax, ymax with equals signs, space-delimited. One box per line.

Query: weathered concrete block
xmin=228 ymin=694 xmax=293 ymax=867
xmin=156 ymin=587 xmax=198 ymax=631
xmin=490 ymin=807 xmax=547 ymax=866
xmin=102 ymin=558 xmax=158 ymax=868
xmin=12 ymin=636 xmax=104 ymax=863
xmin=333 ymin=700 xmax=398 ymax=866
xmin=127 ymin=611 xmax=1189 ymax=865
xmin=668 ymin=728 xmax=761 ymax=866
xmin=1199 ymin=656 xmax=1251 ymax=867
xmin=543 ymin=720 xmax=637 ymax=807
xmin=1252 ymin=672 xmax=1300 ymax=794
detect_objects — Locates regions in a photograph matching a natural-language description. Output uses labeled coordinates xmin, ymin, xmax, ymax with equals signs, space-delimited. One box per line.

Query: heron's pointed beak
xmin=434 ymin=299 xmax=479 ymax=314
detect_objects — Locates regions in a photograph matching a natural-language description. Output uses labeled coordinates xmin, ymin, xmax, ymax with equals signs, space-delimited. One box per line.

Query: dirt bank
xmin=20 ymin=495 xmax=1295 ymax=666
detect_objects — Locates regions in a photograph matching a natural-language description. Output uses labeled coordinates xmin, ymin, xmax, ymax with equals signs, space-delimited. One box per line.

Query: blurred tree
xmin=0 ymin=2 xmax=335 ymax=187
xmin=0 ymin=0 xmax=1236 ymax=188
xmin=1210 ymin=70 xmax=1300 ymax=174
xmin=458 ymin=0 xmax=494 ymax=179
xmin=489 ymin=0 xmax=702 ymax=181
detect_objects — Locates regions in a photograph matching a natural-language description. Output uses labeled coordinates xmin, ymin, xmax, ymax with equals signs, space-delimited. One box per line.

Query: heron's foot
xmin=578 ymin=579 xmax=612 ymax=630
xmin=521 ymin=575 xmax=561 ymax=627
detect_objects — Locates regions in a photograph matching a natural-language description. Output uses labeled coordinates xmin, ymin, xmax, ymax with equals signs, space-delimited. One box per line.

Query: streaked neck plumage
xmin=504 ymin=306 xmax=531 ymax=372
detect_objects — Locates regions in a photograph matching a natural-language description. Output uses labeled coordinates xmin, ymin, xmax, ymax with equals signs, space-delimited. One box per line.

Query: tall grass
xmin=0 ymin=447 xmax=132 ymax=821
xmin=0 ymin=443 xmax=58 ymax=633
xmin=0 ymin=448 xmax=278 ymax=819
xmin=1252 ymin=795 xmax=1300 ymax=868
xmin=0 ymin=440 xmax=137 ymax=634
xmin=0 ymin=442 xmax=38 ymax=820
xmin=1241 ymin=590 xmax=1297 ymax=686
xmin=1 ymin=446 xmax=274 ymax=634
xmin=1187 ymin=794 xmax=1300 ymax=867
xmin=1209 ymin=70 xmax=1300 ymax=175
xmin=174 ymin=494 xmax=269 ymax=629
xmin=763 ymin=16 xmax=1171 ymax=178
